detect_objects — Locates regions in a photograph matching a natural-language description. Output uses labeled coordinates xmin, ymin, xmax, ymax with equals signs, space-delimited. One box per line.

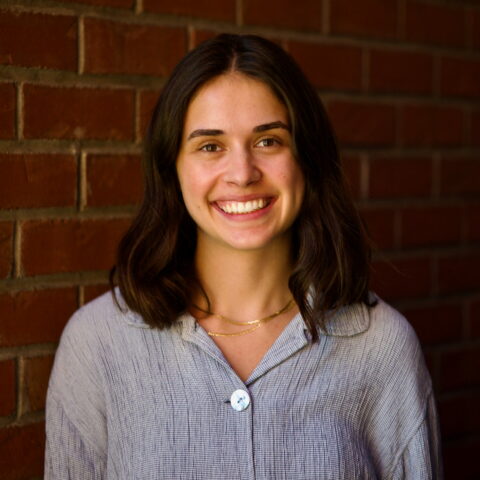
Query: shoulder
xmin=324 ymin=294 xmax=420 ymax=352
xmin=362 ymin=297 xmax=432 ymax=396
xmin=61 ymin=289 xmax=149 ymax=345
xmin=368 ymin=297 xmax=422 ymax=353
xmin=51 ymin=290 xmax=149 ymax=393
xmin=325 ymin=296 xmax=430 ymax=389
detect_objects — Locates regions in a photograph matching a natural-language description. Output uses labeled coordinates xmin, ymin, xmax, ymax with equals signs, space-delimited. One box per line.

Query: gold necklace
xmin=193 ymin=298 xmax=295 ymax=337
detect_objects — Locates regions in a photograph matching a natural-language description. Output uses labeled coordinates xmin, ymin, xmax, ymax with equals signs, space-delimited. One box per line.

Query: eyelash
xmin=200 ymin=143 xmax=221 ymax=152
xmin=198 ymin=137 xmax=280 ymax=152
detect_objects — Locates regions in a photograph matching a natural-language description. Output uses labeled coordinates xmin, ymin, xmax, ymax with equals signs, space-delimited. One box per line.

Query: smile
xmin=216 ymin=198 xmax=271 ymax=215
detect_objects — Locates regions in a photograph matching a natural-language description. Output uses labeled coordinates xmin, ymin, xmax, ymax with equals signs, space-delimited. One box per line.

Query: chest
xmin=102 ymin=341 xmax=378 ymax=480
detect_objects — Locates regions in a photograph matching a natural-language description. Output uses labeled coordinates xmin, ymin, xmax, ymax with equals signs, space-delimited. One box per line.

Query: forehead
xmin=182 ymin=73 xmax=289 ymax=133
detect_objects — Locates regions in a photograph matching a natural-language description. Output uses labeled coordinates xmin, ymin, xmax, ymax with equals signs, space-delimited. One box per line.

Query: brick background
xmin=0 ymin=0 xmax=478 ymax=478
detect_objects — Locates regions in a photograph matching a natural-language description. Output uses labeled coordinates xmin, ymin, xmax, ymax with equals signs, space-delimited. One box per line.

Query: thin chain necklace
xmin=192 ymin=298 xmax=295 ymax=338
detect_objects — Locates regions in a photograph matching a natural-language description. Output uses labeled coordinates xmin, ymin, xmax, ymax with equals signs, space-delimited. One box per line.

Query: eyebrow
xmin=186 ymin=121 xmax=290 ymax=140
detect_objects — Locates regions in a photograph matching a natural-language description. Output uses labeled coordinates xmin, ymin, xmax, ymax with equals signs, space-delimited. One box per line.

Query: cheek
xmin=178 ymin=174 xmax=207 ymax=217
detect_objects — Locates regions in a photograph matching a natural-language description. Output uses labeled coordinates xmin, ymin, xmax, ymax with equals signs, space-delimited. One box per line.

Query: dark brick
xmin=0 ymin=288 xmax=77 ymax=347
xmin=24 ymin=84 xmax=134 ymax=140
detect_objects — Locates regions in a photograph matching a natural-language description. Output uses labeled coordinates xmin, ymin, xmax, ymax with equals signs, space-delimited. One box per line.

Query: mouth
xmin=215 ymin=198 xmax=272 ymax=215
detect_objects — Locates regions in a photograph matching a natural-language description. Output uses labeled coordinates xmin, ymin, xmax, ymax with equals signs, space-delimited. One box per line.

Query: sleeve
xmin=389 ymin=393 xmax=443 ymax=480
xmin=45 ymin=395 xmax=106 ymax=479
xmin=45 ymin=309 xmax=108 ymax=479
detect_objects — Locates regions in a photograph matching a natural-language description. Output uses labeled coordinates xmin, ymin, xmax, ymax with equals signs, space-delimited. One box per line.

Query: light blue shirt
xmin=45 ymin=292 xmax=443 ymax=479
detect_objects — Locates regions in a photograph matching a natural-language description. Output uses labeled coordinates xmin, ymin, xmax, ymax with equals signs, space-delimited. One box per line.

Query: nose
xmin=223 ymin=149 xmax=261 ymax=187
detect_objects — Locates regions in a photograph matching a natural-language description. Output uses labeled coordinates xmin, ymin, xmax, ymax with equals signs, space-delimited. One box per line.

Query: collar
xmin=317 ymin=301 xmax=371 ymax=337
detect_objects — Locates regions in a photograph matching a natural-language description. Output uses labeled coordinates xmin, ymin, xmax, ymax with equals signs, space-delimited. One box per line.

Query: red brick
xmin=440 ymin=345 xmax=480 ymax=390
xmin=0 ymin=10 xmax=77 ymax=70
xmin=0 ymin=359 xmax=15 ymax=417
xmin=144 ymin=0 xmax=235 ymax=21
xmin=21 ymin=218 xmax=131 ymax=275
xmin=330 ymin=0 xmax=397 ymax=39
xmin=328 ymin=101 xmax=396 ymax=146
xmin=84 ymin=284 xmax=110 ymax=304
xmin=23 ymin=84 xmax=134 ymax=140
xmin=342 ymin=155 xmax=361 ymax=198
xmin=139 ymin=89 xmax=161 ymax=137
xmin=438 ymin=253 xmax=480 ymax=294
xmin=359 ymin=207 xmax=396 ymax=250
xmin=0 ymin=221 xmax=13 ymax=279
xmin=87 ymin=154 xmax=142 ymax=206
xmin=440 ymin=157 xmax=480 ymax=196
xmin=84 ymin=18 xmax=186 ymax=76
xmin=371 ymin=257 xmax=432 ymax=301
xmin=441 ymin=56 xmax=480 ymax=98
xmin=23 ymin=355 xmax=54 ymax=413
xmin=288 ymin=41 xmax=362 ymax=91
xmin=0 ymin=423 xmax=44 ymax=479
xmin=62 ymin=0 xmax=132 ymax=6
xmin=471 ymin=299 xmax=480 ymax=338
xmin=472 ymin=109 xmax=480 ymax=147
xmin=368 ymin=157 xmax=432 ymax=199
xmin=439 ymin=392 xmax=480 ymax=437
xmin=0 ymin=154 xmax=76 ymax=208
xmin=400 ymin=206 xmax=463 ymax=248
xmin=243 ymin=0 xmax=322 ymax=30
xmin=403 ymin=303 xmax=463 ymax=345
xmin=405 ymin=0 xmax=465 ymax=47
xmin=191 ymin=29 xmax=219 ymax=48
xmin=400 ymin=104 xmax=465 ymax=147
xmin=466 ymin=203 xmax=480 ymax=242
xmin=0 ymin=82 xmax=15 ymax=139
xmin=369 ymin=49 xmax=433 ymax=94
xmin=444 ymin=437 xmax=480 ymax=479
xmin=0 ymin=288 xmax=77 ymax=347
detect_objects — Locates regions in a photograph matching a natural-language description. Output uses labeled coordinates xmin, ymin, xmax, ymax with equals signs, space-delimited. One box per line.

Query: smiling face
xmin=176 ymin=73 xmax=305 ymax=254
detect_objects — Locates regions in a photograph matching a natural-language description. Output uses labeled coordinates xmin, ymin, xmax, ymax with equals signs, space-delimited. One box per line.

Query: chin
xmin=223 ymin=231 xmax=290 ymax=252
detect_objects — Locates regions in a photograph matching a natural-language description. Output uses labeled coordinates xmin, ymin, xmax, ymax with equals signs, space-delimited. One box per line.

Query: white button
xmin=230 ymin=389 xmax=250 ymax=411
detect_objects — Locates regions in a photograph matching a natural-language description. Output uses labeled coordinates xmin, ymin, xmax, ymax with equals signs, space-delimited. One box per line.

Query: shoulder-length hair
xmin=111 ymin=33 xmax=373 ymax=341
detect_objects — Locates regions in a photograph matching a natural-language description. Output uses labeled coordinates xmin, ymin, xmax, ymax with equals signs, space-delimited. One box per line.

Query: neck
xmin=192 ymin=238 xmax=294 ymax=320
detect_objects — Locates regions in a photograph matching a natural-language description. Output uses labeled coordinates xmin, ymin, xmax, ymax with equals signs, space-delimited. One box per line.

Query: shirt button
xmin=230 ymin=389 xmax=250 ymax=411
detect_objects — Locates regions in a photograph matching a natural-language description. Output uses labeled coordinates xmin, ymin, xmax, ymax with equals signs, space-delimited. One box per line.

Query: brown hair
xmin=111 ymin=33 xmax=374 ymax=341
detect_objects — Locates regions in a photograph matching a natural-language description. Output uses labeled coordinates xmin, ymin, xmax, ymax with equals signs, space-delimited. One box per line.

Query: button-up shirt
xmin=45 ymin=291 xmax=443 ymax=479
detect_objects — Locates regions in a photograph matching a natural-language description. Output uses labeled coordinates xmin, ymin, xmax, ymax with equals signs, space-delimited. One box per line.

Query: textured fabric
xmin=45 ymin=291 xmax=443 ymax=479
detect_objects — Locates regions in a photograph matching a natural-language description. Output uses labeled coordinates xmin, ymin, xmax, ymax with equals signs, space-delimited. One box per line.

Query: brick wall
xmin=0 ymin=0 xmax=478 ymax=478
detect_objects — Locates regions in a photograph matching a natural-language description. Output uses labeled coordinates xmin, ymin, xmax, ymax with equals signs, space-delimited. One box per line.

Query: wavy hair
xmin=111 ymin=33 xmax=374 ymax=341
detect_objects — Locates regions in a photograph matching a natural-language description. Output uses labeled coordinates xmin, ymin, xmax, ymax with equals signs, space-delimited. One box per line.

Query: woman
xmin=46 ymin=34 xmax=443 ymax=479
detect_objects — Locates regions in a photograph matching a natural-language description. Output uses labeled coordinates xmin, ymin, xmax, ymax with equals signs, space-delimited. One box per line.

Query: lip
xmin=211 ymin=196 xmax=276 ymax=220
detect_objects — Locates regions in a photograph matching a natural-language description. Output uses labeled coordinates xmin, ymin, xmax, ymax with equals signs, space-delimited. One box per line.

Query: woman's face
xmin=176 ymin=73 xmax=305 ymax=253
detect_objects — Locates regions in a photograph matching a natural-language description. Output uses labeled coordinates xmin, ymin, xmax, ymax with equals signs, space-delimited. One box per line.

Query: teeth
xmin=218 ymin=198 xmax=269 ymax=214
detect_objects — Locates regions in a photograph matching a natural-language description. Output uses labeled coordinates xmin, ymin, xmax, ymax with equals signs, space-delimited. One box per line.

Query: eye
xmin=200 ymin=143 xmax=221 ymax=153
xmin=256 ymin=137 xmax=279 ymax=148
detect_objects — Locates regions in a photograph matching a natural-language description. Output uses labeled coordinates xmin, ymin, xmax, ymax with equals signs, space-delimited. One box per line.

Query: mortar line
xmin=322 ymin=0 xmax=330 ymax=36
xmin=16 ymin=82 xmax=23 ymax=140
xmin=236 ymin=0 xmax=243 ymax=27
xmin=359 ymin=153 xmax=369 ymax=200
xmin=78 ymin=16 xmax=85 ymax=75
xmin=13 ymin=220 xmax=22 ymax=279
xmin=187 ymin=24 xmax=195 ymax=50
xmin=79 ymin=151 xmax=88 ymax=212
xmin=78 ymin=284 xmax=85 ymax=307
xmin=397 ymin=0 xmax=406 ymax=40
xmin=16 ymin=356 xmax=25 ymax=420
